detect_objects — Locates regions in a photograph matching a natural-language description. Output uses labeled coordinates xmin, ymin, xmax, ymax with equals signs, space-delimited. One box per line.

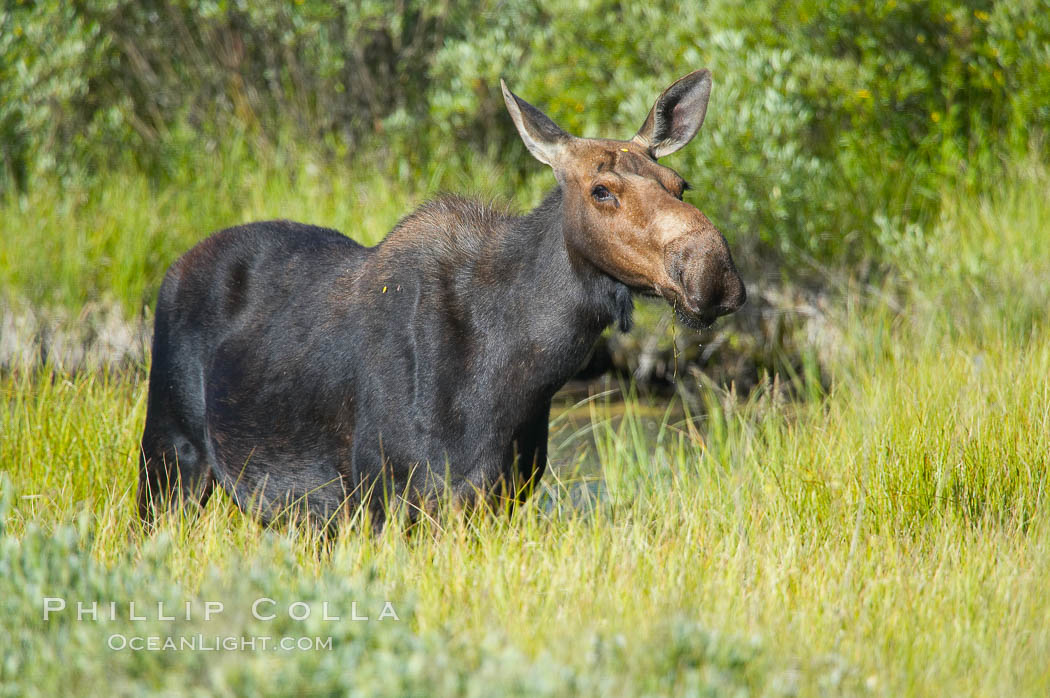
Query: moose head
xmin=501 ymin=70 xmax=746 ymax=329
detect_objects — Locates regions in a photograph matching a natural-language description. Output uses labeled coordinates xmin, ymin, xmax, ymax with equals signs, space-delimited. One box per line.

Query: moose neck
xmin=507 ymin=186 xmax=634 ymax=342
xmin=368 ymin=186 xmax=633 ymax=396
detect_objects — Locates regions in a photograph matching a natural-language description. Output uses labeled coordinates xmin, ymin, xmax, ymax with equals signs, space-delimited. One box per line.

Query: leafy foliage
xmin=3 ymin=0 xmax=1047 ymax=263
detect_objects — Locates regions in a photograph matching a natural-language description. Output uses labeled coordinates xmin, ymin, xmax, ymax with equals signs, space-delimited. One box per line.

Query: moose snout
xmin=666 ymin=234 xmax=746 ymax=324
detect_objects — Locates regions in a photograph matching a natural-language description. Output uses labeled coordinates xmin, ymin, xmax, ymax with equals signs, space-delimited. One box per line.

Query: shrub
xmin=2 ymin=0 xmax=1047 ymax=265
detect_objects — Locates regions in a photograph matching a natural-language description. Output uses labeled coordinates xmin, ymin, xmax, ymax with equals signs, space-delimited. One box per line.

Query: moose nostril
xmin=673 ymin=259 xmax=688 ymax=288
xmin=718 ymin=273 xmax=745 ymax=313
xmin=666 ymin=237 xmax=745 ymax=318
xmin=732 ymin=277 xmax=747 ymax=309
xmin=688 ymin=264 xmax=745 ymax=318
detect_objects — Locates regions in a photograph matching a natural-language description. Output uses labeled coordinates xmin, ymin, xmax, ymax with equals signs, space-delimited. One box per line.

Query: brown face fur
xmin=502 ymin=71 xmax=746 ymax=329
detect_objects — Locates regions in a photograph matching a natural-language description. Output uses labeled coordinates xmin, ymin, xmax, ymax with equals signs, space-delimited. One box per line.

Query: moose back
xmin=138 ymin=70 xmax=746 ymax=529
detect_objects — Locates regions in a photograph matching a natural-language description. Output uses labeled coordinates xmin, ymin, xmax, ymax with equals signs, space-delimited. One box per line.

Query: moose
xmin=138 ymin=70 xmax=746 ymax=530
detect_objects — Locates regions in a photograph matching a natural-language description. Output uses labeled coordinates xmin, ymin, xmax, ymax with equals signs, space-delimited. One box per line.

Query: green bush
xmin=2 ymin=0 xmax=1047 ymax=265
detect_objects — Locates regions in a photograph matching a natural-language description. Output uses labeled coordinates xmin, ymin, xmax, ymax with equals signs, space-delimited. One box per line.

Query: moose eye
xmin=591 ymin=185 xmax=616 ymax=204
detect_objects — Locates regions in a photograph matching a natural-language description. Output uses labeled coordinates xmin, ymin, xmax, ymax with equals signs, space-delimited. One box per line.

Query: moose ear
xmin=500 ymin=79 xmax=571 ymax=168
xmin=632 ymin=70 xmax=712 ymax=158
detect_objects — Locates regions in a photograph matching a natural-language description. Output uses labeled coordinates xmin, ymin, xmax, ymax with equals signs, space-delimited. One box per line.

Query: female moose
xmin=138 ymin=70 xmax=745 ymax=529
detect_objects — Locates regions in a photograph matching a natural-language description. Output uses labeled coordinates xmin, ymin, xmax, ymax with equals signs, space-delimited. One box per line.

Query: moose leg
xmin=459 ymin=408 xmax=552 ymax=513
xmin=138 ymin=429 xmax=215 ymax=528
xmin=510 ymin=406 xmax=551 ymax=505
xmin=137 ymin=309 xmax=215 ymax=528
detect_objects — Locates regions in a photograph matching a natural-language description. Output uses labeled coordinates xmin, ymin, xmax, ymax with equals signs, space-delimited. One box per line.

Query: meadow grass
xmin=1 ymin=161 xmax=1048 ymax=695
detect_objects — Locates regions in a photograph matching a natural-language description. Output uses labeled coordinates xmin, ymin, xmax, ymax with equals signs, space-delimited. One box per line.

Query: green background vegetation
xmin=1 ymin=1 xmax=1049 ymax=695
xmin=4 ymin=0 xmax=1048 ymax=277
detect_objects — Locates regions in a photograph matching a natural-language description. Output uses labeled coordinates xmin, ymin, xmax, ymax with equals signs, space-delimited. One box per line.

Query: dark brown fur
xmin=137 ymin=71 xmax=745 ymax=530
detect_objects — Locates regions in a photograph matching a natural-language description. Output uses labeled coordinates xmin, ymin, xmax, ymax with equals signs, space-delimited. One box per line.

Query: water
xmin=538 ymin=382 xmax=689 ymax=513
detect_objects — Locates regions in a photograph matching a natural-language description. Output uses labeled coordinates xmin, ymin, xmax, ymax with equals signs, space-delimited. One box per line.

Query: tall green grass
xmin=1 ymin=161 xmax=1049 ymax=695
